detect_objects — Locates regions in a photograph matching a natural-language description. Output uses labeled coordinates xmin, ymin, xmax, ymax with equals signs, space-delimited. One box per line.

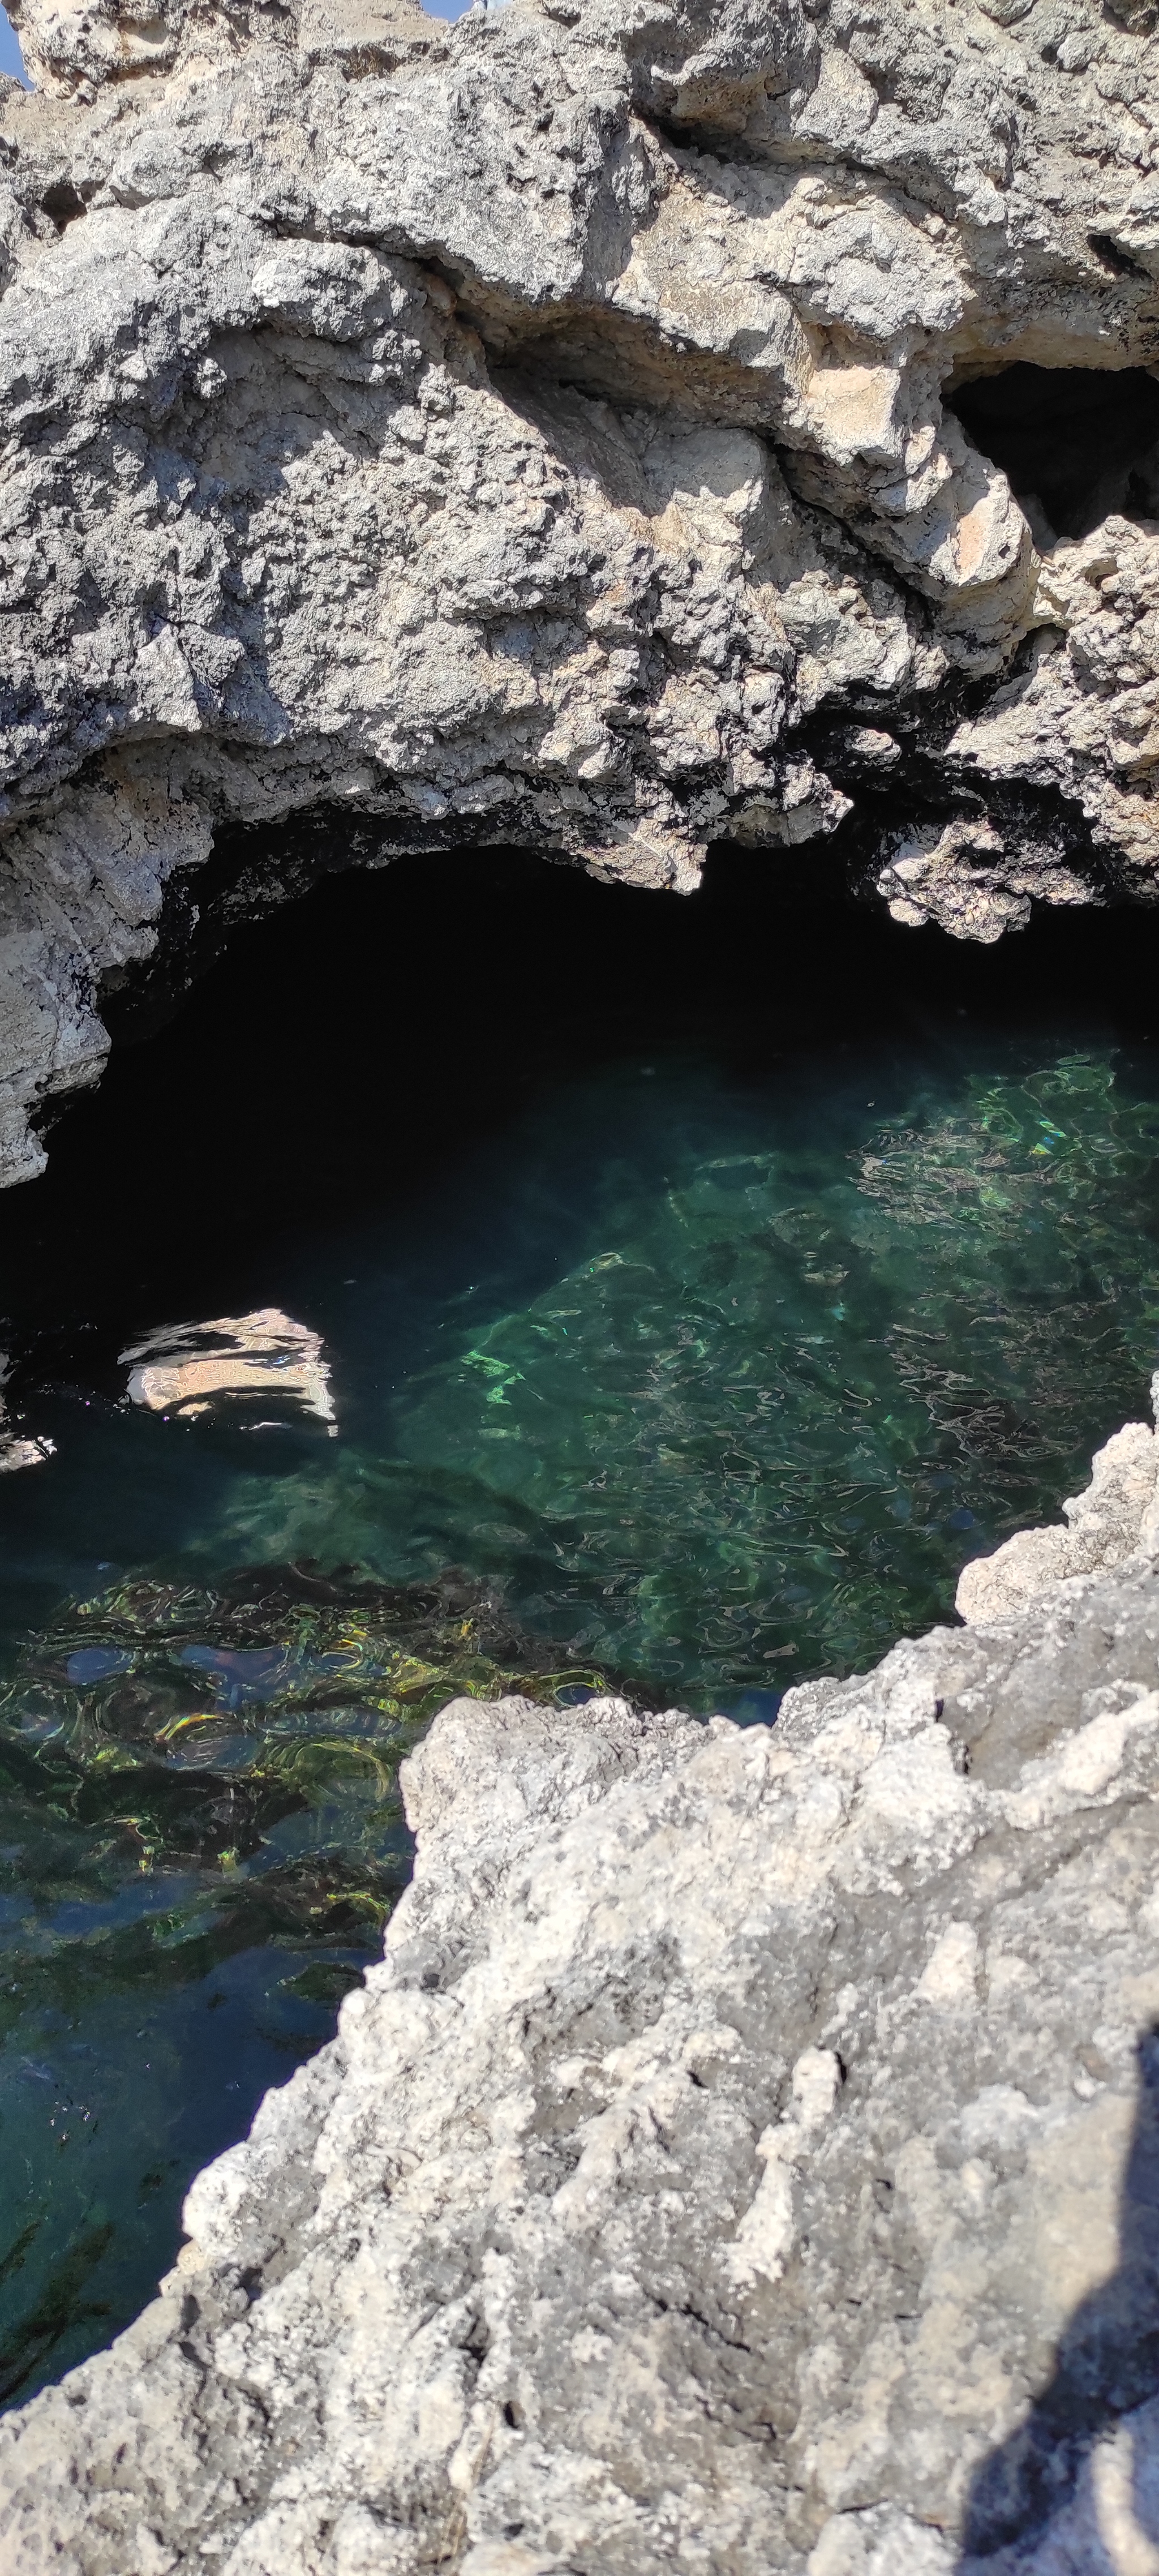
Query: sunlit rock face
xmin=5 ymin=0 xmax=1159 ymax=1175
xmin=6 ymin=1407 xmax=1159 ymax=2568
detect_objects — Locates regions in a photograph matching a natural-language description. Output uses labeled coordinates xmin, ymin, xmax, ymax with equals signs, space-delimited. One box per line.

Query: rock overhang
xmin=2 ymin=0 xmax=1159 ymax=1179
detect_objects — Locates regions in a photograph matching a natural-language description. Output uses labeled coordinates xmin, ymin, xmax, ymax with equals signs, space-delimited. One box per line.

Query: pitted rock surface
xmin=5 ymin=0 xmax=1159 ymax=1175
xmin=4 ymin=1416 xmax=1159 ymax=2569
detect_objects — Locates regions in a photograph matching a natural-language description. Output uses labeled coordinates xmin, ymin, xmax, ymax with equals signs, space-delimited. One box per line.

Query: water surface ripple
xmin=0 ymin=855 xmax=1157 ymax=2402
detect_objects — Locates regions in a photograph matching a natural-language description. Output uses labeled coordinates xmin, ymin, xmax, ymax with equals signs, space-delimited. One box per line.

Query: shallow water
xmin=1 ymin=851 xmax=1158 ymax=2401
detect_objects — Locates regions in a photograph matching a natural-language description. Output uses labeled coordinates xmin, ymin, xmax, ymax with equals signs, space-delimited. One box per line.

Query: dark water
xmin=2 ymin=846 xmax=1159 ymax=2403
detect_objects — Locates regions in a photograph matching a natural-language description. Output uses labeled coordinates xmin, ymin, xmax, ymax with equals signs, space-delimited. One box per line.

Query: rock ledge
xmin=5 ymin=1407 xmax=1159 ymax=2569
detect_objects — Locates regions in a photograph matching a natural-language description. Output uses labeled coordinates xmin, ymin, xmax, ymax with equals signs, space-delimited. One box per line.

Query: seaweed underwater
xmin=0 ymin=1561 xmax=609 ymax=2403
xmin=4 ymin=976 xmax=1159 ymax=2408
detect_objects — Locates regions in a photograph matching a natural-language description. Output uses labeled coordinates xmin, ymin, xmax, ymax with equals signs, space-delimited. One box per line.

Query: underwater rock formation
xmin=5 ymin=1407 xmax=1159 ymax=2568
xmin=5 ymin=0 xmax=1159 ymax=1175
xmin=121 ymin=1307 xmax=338 ymax=1432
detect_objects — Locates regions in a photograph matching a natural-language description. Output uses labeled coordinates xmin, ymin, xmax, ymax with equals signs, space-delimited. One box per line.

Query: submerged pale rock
xmin=5 ymin=1411 xmax=1159 ymax=2568
xmin=0 ymin=1351 xmax=54 ymax=1472
xmin=5 ymin=0 xmax=1159 ymax=1175
xmin=122 ymin=1307 xmax=337 ymax=1431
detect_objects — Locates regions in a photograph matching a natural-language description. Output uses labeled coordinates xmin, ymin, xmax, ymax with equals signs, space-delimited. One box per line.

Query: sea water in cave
xmin=2 ymin=846 xmax=1159 ymax=2403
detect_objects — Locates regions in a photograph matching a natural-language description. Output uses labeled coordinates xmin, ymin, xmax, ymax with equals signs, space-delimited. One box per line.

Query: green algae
xmin=2 ymin=1559 xmax=609 ymax=1854
xmin=0 ymin=1561 xmax=610 ymax=2403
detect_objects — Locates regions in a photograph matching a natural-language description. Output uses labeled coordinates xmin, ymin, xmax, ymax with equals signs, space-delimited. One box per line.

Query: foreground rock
xmin=6 ymin=0 xmax=1159 ymax=1175
xmin=5 ymin=1414 xmax=1159 ymax=2569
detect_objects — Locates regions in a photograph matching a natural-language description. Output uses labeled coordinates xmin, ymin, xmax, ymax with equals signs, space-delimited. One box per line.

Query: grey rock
xmin=956 ymin=1368 xmax=1159 ymax=1620
xmin=5 ymin=0 xmax=1159 ymax=1174
xmin=5 ymin=1413 xmax=1159 ymax=2569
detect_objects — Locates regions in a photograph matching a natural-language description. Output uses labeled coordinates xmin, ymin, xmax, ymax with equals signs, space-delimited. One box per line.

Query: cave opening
xmin=947 ymin=362 xmax=1159 ymax=541
xmin=3 ymin=850 xmax=1159 ymax=2406
xmin=12 ymin=845 xmax=1159 ymax=1325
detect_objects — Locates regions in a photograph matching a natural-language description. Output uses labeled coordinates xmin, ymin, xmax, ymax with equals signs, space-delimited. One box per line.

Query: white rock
xmin=956 ymin=1380 xmax=1159 ymax=1621
xmin=5 ymin=1423 xmax=1159 ymax=2566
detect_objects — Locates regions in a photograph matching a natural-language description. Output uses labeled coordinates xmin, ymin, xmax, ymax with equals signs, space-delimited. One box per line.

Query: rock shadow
xmin=947 ymin=365 xmax=1159 ymax=541
xmin=959 ymin=2024 xmax=1159 ymax=2563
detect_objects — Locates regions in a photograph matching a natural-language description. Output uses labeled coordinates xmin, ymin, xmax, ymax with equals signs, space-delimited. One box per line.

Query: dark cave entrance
xmin=947 ymin=362 xmax=1159 ymax=540
xmin=7 ymin=845 xmax=1159 ymax=1332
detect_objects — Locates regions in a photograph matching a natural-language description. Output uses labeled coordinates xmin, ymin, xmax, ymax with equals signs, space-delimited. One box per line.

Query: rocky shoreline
xmin=2 ymin=1400 xmax=1159 ymax=2571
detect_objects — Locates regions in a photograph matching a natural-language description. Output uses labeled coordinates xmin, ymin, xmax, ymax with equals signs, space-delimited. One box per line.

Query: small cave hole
xmin=1088 ymin=230 xmax=1151 ymax=281
xmin=946 ymin=362 xmax=1159 ymax=541
xmin=40 ymin=180 xmax=88 ymax=233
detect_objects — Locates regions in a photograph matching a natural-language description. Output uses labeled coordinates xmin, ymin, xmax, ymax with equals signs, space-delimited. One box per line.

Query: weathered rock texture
xmin=955 ymin=1369 xmax=1159 ymax=1622
xmin=6 ymin=1407 xmax=1159 ymax=2570
xmin=6 ymin=0 xmax=1159 ymax=1176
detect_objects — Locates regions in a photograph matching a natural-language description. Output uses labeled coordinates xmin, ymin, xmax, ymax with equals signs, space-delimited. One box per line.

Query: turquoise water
xmin=1 ymin=852 xmax=1158 ymax=2401
xmin=142 ymin=1043 xmax=1159 ymax=1691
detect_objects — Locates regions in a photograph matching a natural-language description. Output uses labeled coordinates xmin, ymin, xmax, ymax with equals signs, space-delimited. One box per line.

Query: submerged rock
xmin=5 ymin=0 xmax=1159 ymax=1175
xmin=0 ymin=1554 xmax=609 ymax=1879
xmin=122 ymin=1308 xmax=338 ymax=1433
xmin=0 ymin=1349 xmax=53 ymax=1473
xmin=4 ymin=1415 xmax=1159 ymax=2566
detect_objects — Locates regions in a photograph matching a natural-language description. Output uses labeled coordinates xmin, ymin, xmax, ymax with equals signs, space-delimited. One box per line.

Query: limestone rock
xmin=0 ymin=1347 xmax=54 ymax=1468
xmin=121 ymin=1305 xmax=338 ymax=1430
xmin=6 ymin=1417 xmax=1159 ymax=2567
xmin=6 ymin=0 xmax=1159 ymax=1173
xmin=956 ymin=1369 xmax=1159 ymax=1620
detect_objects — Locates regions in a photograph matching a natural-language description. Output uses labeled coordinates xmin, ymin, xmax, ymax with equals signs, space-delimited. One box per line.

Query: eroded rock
xmin=5 ymin=0 xmax=1159 ymax=1175
xmin=955 ymin=1368 xmax=1159 ymax=1620
xmin=5 ymin=1411 xmax=1159 ymax=2568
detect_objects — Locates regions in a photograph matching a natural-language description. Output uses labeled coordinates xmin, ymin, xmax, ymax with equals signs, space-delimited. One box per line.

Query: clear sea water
xmin=2 ymin=846 xmax=1158 ymax=2402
